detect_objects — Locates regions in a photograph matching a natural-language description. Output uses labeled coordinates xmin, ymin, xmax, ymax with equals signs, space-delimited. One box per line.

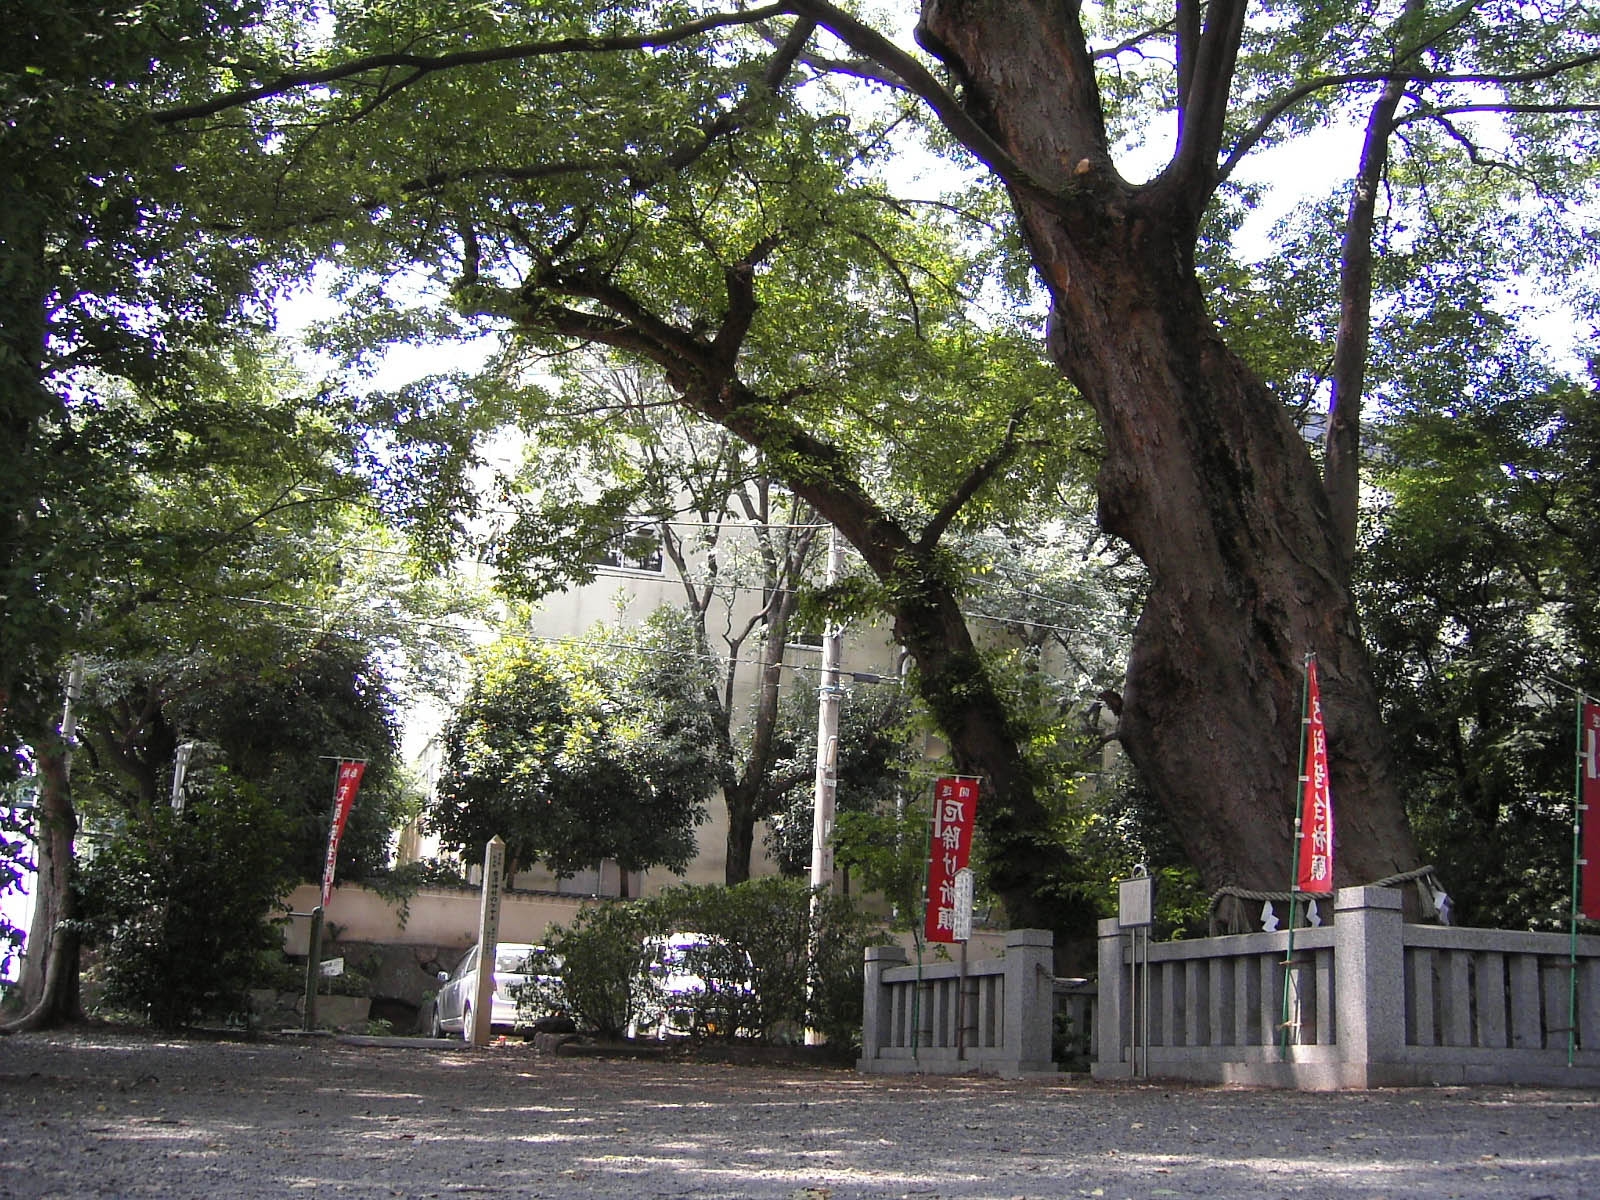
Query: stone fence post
xmin=1333 ymin=885 xmax=1405 ymax=1086
xmin=860 ymin=943 xmax=908 ymax=1064
xmin=1094 ymin=917 xmax=1127 ymax=1077
xmin=1003 ymin=929 xmax=1055 ymax=1074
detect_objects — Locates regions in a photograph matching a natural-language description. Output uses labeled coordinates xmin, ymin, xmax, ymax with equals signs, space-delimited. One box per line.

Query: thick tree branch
xmin=1174 ymin=1 xmax=1201 ymax=123
xmin=712 ymin=235 xmax=785 ymax=368
xmin=918 ymin=409 xmax=1032 ymax=551
xmin=524 ymin=267 xmax=712 ymax=374
xmin=753 ymin=17 xmax=910 ymax=89
xmin=1168 ymin=0 xmax=1247 ymax=196
xmin=1324 ymin=47 xmax=1415 ymax=567
xmin=789 ymin=0 xmax=1064 ymax=207
xmin=150 ymin=5 xmax=792 ymax=124
xmin=1220 ymin=51 xmax=1600 ymax=182
xmin=656 ymin=16 xmax=819 ymax=180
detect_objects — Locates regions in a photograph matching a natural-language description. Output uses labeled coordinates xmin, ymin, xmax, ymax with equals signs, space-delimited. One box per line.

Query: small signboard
xmin=951 ymin=867 xmax=975 ymax=942
xmin=1118 ymin=874 xmax=1155 ymax=928
xmin=318 ymin=957 xmax=345 ymax=978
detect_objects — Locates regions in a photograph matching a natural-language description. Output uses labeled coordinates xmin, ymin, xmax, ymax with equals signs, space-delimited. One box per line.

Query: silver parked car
xmin=627 ymin=931 xmax=753 ymax=1040
xmin=430 ymin=942 xmax=559 ymax=1039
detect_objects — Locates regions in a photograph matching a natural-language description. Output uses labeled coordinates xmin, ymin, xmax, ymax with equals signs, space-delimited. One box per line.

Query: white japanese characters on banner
xmin=924 ymin=777 xmax=979 ymax=943
xmin=319 ymin=760 xmax=367 ymax=908
xmin=1295 ymin=660 xmax=1335 ymax=894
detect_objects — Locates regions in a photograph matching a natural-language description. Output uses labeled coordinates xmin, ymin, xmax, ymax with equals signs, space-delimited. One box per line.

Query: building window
xmin=593 ymin=523 xmax=664 ymax=573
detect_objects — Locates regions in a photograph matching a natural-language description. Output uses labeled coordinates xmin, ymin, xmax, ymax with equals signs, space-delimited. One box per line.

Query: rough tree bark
xmin=0 ymin=191 xmax=83 ymax=1032
xmin=3 ymin=737 xmax=81 ymax=1032
xmin=913 ymin=0 xmax=1418 ymax=891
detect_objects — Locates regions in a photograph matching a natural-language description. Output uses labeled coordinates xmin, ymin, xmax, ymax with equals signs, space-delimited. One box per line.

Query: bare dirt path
xmin=3 ymin=1029 xmax=1598 ymax=1198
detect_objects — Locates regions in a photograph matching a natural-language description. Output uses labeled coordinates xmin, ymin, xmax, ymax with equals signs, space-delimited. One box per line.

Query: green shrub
xmin=78 ymin=780 xmax=295 ymax=1029
xmin=527 ymin=880 xmax=879 ymax=1044
xmin=529 ymin=901 xmax=659 ymax=1039
xmin=805 ymin=889 xmax=877 ymax=1046
xmin=653 ymin=877 xmax=876 ymax=1044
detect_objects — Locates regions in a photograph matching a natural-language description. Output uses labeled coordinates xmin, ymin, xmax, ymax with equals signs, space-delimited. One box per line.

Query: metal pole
xmin=302 ymin=906 xmax=323 ymax=1032
xmin=805 ymin=527 xmax=844 ymax=1046
xmin=1141 ymin=927 xmax=1151 ymax=1077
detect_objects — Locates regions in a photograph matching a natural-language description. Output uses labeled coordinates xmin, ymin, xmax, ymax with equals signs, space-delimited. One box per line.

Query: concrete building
xmin=399 ymin=515 xmax=905 ymax=899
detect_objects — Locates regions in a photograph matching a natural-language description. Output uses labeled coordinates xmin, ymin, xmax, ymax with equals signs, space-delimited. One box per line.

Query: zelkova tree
xmin=147 ymin=2 xmax=1598 ymax=902
xmin=270 ymin=35 xmax=1104 ymax=926
xmin=2 ymin=1 xmax=335 ymax=1030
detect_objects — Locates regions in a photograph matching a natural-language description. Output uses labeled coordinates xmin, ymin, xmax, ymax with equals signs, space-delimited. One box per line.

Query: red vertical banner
xmin=320 ymin=760 xmax=367 ymax=908
xmin=924 ymin=777 xmax=979 ymax=943
xmin=1581 ymin=702 xmax=1600 ymax=919
xmin=1295 ymin=660 xmax=1335 ymax=894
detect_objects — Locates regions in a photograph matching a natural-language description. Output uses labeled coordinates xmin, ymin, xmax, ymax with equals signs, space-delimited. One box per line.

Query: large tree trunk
xmin=0 ymin=185 xmax=83 ymax=1032
xmin=920 ymin=1 xmax=1418 ymax=892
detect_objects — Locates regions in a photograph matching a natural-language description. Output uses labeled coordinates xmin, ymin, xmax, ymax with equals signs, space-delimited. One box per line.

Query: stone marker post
xmin=468 ymin=836 xmax=505 ymax=1047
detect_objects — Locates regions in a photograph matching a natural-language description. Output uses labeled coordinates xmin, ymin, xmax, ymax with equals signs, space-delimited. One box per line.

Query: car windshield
xmin=494 ymin=946 xmax=539 ymax=973
xmin=661 ymin=942 xmax=704 ymax=968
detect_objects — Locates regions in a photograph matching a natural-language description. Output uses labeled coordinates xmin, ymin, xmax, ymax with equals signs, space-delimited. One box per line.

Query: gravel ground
xmin=3 ymin=1030 xmax=1599 ymax=1199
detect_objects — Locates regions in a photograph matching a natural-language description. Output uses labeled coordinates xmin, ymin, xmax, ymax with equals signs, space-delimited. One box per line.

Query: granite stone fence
xmin=856 ymin=929 xmax=1095 ymax=1077
xmin=1094 ymin=884 xmax=1600 ymax=1089
xmin=858 ymin=885 xmax=1600 ymax=1088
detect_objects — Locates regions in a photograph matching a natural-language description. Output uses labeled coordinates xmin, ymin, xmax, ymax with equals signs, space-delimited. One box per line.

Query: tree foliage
xmin=430 ymin=612 xmax=720 ymax=879
xmin=766 ymin=678 xmax=919 ymax=878
xmin=11 ymin=0 xmax=1596 ymax=940
xmin=1361 ymin=369 xmax=1600 ymax=928
xmin=484 ymin=357 xmax=828 ymax=884
xmin=2 ymin=0 xmax=303 ymax=763
xmin=53 ymin=342 xmax=441 ymax=884
xmin=77 ymin=778 xmax=297 ymax=1029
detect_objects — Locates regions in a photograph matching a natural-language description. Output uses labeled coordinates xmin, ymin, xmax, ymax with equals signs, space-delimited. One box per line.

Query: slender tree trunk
xmin=723 ymin=573 xmax=795 ymax=885
xmin=886 ymin=551 xmax=1102 ymax=934
xmin=920 ymin=1 xmax=1418 ymax=892
xmin=723 ymin=784 xmax=759 ymax=886
xmin=1324 ymin=26 xmax=1416 ymax=565
xmin=4 ymin=738 xmax=80 ymax=1032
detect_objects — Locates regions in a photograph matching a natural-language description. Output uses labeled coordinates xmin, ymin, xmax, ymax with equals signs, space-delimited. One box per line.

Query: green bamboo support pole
xmin=1279 ymin=654 xmax=1314 ymax=1062
xmin=911 ymin=799 xmax=934 ymax=1061
xmin=302 ymin=905 xmax=323 ymax=1033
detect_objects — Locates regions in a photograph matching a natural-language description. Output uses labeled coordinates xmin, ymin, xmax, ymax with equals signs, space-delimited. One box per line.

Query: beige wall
xmin=282 ymin=882 xmax=595 ymax=957
xmin=284 ymin=881 xmax=1007 ymax=967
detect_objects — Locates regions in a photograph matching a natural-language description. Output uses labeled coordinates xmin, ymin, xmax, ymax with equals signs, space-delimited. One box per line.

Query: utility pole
xmin=806 ymin=526 xmax=844 ymax=1044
